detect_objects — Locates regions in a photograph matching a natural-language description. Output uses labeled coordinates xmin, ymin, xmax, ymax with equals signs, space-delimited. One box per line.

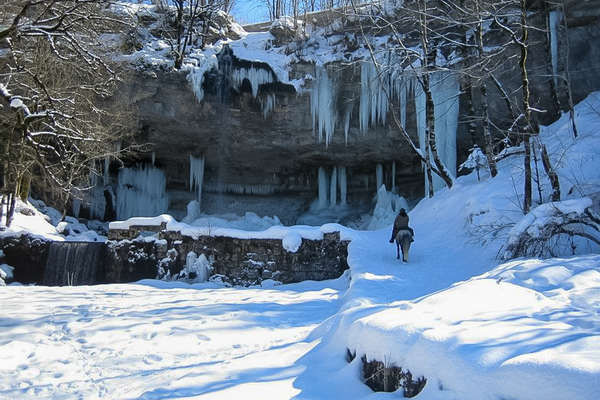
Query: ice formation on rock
xmin=415 ymin=71 xmax=459 ymax=193
xmin=189 ymin=155 xmax=205 ymax=207
xmin=88 ymin=169 xmax=106 ymax=220
xmin=311 ymin=66 xmax=337 ymax=146
xmin=182 ymin=251 xmax=212 ymax=282
xmin=318 ymin=166 xmax=329 ymax=209
xmin=376 ymin=163 xmax=384 ymax=191
xmin=116 ymin=165 xmax=169 ymax=220
xmin=330 ymin=166 xmax=338 ymax=207
xmin=232 ymin=67 xmax=274 ymax=98
xmin=360 ymin=62 xmax=390 ymax=134
xmin=338 ymin=166 xmax=347 ymax=205
xmin=260 ymin=93 xmax=276 ymax=119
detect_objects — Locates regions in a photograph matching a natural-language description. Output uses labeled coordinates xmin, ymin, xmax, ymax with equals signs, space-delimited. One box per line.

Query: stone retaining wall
xmin=107 ymin=230 xmax=350 ymax=286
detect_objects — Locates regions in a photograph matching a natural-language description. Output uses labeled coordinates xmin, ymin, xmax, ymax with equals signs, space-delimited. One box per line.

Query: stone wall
xmin=107 ymin=230 xmax=350 ymax=286
xmin=0 ymin=235 xmax=50 ymax=284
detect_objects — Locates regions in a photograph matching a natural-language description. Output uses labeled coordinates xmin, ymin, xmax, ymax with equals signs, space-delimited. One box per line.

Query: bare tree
xmin=0 ymin=1 xmax=133 ymax=226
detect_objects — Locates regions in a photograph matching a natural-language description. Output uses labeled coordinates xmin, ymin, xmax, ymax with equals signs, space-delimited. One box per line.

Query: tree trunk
xmin=561 ymin=0 xmax=578 ymax=138
xmin=520 ymin=0 xmax=533 ymax=214
xmin=541 ymin=143 xmax=561 ymax=201
xmin=419 ymin=0 xmax=453 ymax=190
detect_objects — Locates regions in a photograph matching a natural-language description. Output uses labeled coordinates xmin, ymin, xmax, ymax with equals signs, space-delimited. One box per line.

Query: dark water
xmin=43 ymin=242 xmax=106 ymax=286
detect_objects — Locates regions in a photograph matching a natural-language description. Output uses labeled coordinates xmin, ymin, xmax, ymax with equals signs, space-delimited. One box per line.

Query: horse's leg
xmin=402 ymin=240 xmax=410 ymax=262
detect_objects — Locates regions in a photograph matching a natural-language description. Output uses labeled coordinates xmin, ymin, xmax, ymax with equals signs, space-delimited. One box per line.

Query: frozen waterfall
xmin=318 ymin=167 xmax=329 ymax=209
xmin=189 ymin=155 xmax=205 ymax=208
xmin=414 ymin=72 xmax=460 ymax=193
xmin=311 ymin=66 xmax=337 ymax=146
xmin=360 ymin=62 xmax=390 ymax=134
xmin=338 ymin=166 xmax=347 ymax=206
xmin=330 ymin=167 xmax=338 ymax=207
xmin=116 ymin=166 xmax=169 ymax=220
xmin=232 ymin=67 xmax=274 ymax=98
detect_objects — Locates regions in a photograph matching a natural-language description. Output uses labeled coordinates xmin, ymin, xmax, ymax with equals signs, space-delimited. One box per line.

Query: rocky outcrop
xmin=107 ymin=230 xmax=350 ymax=286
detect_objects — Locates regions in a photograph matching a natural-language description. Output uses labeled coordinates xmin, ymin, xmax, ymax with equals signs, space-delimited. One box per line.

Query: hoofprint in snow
xmin=2 ymin=93 xmax=600 ymax=399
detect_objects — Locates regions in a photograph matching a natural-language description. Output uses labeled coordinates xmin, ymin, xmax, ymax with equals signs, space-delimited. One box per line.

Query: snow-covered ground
xmin=1 ymin=93 xmax=600 ymax=398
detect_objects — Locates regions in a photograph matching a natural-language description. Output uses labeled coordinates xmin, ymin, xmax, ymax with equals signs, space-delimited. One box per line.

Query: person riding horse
xmin=389 ymin=208 xmax=414 ymax=262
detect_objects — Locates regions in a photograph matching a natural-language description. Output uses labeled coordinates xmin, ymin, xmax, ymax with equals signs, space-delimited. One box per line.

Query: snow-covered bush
xmin=502 ymin=198 xmax=600 ymax=260
xmin=459 ymin=145 xmax=488 ymax=181
xmin=176 ymin=251 xmax=213 ymax=282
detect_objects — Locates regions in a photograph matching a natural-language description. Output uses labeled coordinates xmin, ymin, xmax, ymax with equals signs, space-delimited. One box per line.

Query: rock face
xmin=85 ymin=3 xmax=600 ymax=223
xmin=106 ymin=230 xmax=349 ymax=286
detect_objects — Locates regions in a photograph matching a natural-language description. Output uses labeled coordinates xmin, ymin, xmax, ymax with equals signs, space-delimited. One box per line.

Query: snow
xmin=0 ymin=263 xmax=14 ymax=286
xmin=108 ymin=214 xmax=175 ymax=230
xmin=282 ymin=231 xmax=302 ymax=252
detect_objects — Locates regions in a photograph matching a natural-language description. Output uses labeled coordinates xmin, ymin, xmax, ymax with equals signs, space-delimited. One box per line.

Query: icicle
xmin=392 ymin=161 xmax=396 ymax=193
xmin=310 ymin=66 xmax=337 ymax=146
xmin=189 ymin=155 xmax=205 ymax=208
xmin=338 ymin=166 xmax=347 ymax=205
xmin=343 ymin=108 xmax=351 ymax=145
xmin=232 ymin=67 xmax=274 ymax=98
xmin=318 ymin=167 xmax=328 ymax=209
xmin=549 ymin=10 xmax=561 ymax=87
xmin=330 ymin=166 xmax=337 ymax=207
xmin=116 ymin=165 xmax=169 ymax=220
xmin=152 ymin=152 xmax=156 ymax=166
xmin=376 ymin=163 xmax=384 ymax=191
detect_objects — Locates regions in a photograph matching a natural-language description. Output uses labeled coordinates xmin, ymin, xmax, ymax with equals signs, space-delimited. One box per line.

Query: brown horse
xmin=395 ymin=229 xmax=413 ymax=262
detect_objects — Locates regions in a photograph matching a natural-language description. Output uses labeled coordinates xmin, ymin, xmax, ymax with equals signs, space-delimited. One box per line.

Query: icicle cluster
xmin=310 ymin=61 xmax=411 ymax=145
xmin=232 ymin=67 xmax=274 ymax=97
xmin=360 ymin=62 xmax=389 ymax=134
xmin=189 ymin=155 xmax=205 ymax=207
xmin=311 ymin=66 xmax=337 ymax=146
xmin=116 ymin=166 xmax=169 ymax=220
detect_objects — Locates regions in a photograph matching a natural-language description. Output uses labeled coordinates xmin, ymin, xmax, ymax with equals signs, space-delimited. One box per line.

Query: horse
xmin=395 ymin=229 xmax=413 ymax=262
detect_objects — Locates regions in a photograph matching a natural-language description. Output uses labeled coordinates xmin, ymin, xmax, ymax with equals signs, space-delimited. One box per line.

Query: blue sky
xmin=230 ymin=0 xmax=270 ymax=25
